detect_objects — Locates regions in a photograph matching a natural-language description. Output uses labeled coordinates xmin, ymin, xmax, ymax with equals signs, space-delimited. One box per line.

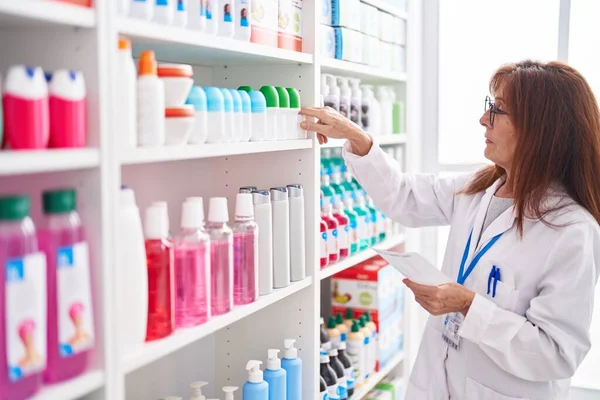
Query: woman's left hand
xmin=404 ymin=279 xmax=476 ymax=316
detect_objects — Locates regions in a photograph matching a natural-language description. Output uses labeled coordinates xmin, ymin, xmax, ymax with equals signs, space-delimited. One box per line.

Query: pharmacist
xmin=300 ymin=61 xmax=600 ymax=400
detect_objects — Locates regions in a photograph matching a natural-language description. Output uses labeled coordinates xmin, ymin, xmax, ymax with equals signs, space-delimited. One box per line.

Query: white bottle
xmin=205 ymin=0 xmax=219 ymax=35
xmin=260 ymin=86 xmax=279 ymax=141
xmin=360 ymin=84 xmax=380 ymax=136
xmin=118 ymin=187 xmax=148 ymax=354
xmin=252 ymin=190 xmax=273 ymax=295
xmin=223 ymin=386 xmax=239 ymax=399
xmin=220 ymin=88 xmax=234 ymax=143
xmin=190 ymin=381 xmax=208 ymax=400
xmin=137 ymin=50 xmax=165 ymax=147
xmin=249 ymin=90 xmax=267 ymax=142
xmin=286 ymin=184 xmax=305 ymax=282
xmin=219 ymin=0 xmax=235 ymax=37
xmin=235 ymin=0 xmax=251 ymax=41
xmin=229 ymin=89 xmax=243 ymax=142
xmin=153 ymin=0 xmax=175 ymax=25
xmin=238 ymin=90 xmax=252 ymax=142
xmin=118 ymin=38 xmax=137 ymax=148
xmin=188 ymin=0 xmax=207 ymax=31
xmin=349 ymin=79 xmax=362 ymax=128
xmin=337 ymin=77 xmax=351 ymax=120
xmin=377 ymin=86 xmax=393 ymax=136
xmin=321 ymin=74 xmax=339 ymax=112
xmin=271 ymin=187 xmax=290 ymax=289
xmin=119 ymin=0 xmax=130 ymax=17
xmin=275 ymin=87 xmax=289 ymax=141
xmin=204 ymin=87 xmax=225 ymax=143
xmin=174 ymin=0 xmax=188 ymax=27
xmin=130 ymin=0 xmax=153 ymax=20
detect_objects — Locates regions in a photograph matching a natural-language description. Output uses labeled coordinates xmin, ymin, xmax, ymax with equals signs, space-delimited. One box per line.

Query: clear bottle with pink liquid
xmin=207 ymin=197 xmax=233 ymax=316
xmin=174 ymin=198 xmax=210 ymax=328
xmin=0 ymin=195 xmax=46 ymax=400
xmin=39 ymin=188 xmax=94 ymax=383
xmin=233 ymin=193 xmax=258 ymax=305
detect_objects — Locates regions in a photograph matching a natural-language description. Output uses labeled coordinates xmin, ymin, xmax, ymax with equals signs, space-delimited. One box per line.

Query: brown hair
xmin=463 ymin=60 xmax=600 ymax=234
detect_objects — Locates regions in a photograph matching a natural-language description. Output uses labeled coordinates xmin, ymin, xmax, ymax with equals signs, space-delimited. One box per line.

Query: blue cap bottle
xmin=248 ymin=90 xmax=267 ymax=142
xmin=238 ymin=89 xmax=252 ymax=142
xmin=229 ymin=89 xmax=242 ymax=142
xmin=186 ymin=86 xmax=208 ymax=144
xmin=204 ymin=87 xmax=225 ymax=144
xmin=220 ymin=88 xmax=234 ymax=143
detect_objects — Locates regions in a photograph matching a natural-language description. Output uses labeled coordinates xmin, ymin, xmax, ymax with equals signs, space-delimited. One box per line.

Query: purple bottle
xmin=174 ymin=198 xmax=211 ymax=328
xmin=207 ymin=197 xmax=233 ymax=316
xmin=233 ymin=193 xmax=258 ymax=305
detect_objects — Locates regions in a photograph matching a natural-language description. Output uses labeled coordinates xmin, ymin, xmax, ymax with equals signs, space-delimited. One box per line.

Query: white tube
xmin=253 ymin=190 xmax=273 ymax=295
xmin=271 ymin=187 xmax=290 ymax=288
xmin=287 ymin=185 xmax=305 ymax=282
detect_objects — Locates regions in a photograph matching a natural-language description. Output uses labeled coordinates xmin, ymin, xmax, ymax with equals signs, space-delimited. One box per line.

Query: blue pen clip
xmin=493 ymin=267 xmax=501 ymax=298
xmin=487 ymin=265 xmax=501 ymax=298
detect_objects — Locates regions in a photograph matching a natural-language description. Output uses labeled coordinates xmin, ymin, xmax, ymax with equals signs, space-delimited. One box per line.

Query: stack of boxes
xmin=320 ymin=0 xmax=406 ymax=72
xmin=331 ymin=256 xmax=404 ymax=371
xmin=250 ymin=0 xmax=303 ymax=52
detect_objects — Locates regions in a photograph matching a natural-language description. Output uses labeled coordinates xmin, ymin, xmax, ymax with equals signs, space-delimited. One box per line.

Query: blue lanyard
xmin=457 ymin=230 xmax=504 ymax=285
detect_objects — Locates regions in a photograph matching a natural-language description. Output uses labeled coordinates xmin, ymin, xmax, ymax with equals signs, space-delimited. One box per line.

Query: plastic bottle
xmin=39 ymin=189 xmax=93 ymax=383
xmin=190 ymin=381 xmax=208 ymax=400
xmin=130 ymin=0 xmax=153 ymax=20
xmin=347 ymin=320 xmax=365 ymax=387
xmin=377 ymin=86 xmax=393 ymax=135
xmin=330 ymin=195 xmax=349 ymax=260
xmin=349 ymin=79 xmax=362 ymax=128
xmin=243 ymin=360 xmax=268 ymax=400
xmin=245 ymin=89 xmax=267 ymax=142
xmin=229 ymin=89 xmax=243 ymax=142
xmin=144 ymin=204 xmax=174 ymax=341
xmin=362 ymin=195 xmax=379 ymax=246
xmin=119 ymin=0 xmax=130 ymax=16
xmin=320 ymin=376 xmax=328 ymax=400
xmin=174 ymin=199 xmax=210 ymax=328
xmin=286 ymin=184 xmax=305 ymax=282
xmin=205 ymin=0 xmax=219 ymax=35
xmin=326 ymin=316 xmax=341 ymax=349
xmin=235 ymin=0 xmax=251 ymax=40
xmin=153 ymin=0 xmax=175 ymax=24
xmin=204 ymin=87 xmax=225 ymax=143
xmin=320 ymin=317 xmax=331 ymax=351
xmin=48 ymin=70 xmax=86 ymax=148
xmin=218 ymin=0 xmax=235 ymax=37
xmin=207 ymin=198 xmax=233 ymax=316
xmin=223 ymin=386 xmax=239 ymax=399
xmin=336 ymin=77 xmax=351 ymax=119
xmin=186 ymin=86 xmax=208 ymax=144
xmin=335 ymin=313 xmax=348 ymax=342
xmin=343 ymin=309 xmax=354 ymax=328
xmin=137 ymin=51 xmax=165 ymax=147
xmin=233 ymin=193 xmax=258 ymax=305
xmin=322 ymin=74 xmax=339 ymax=112
xmin=274 ymin=87 xmax=290 ymax=140
xmin=264 ymin=349 xmax=286 ymax=400
xmin=368 ymin=197 xmax=385 ymax=242
xmin=364 ymin=312 xmax=377 ymax=377
xmin=359 ymin=316 xmax=374 ymax=379
xmin=270 ymin=187 xmax=290 ymax=288
xmin=361 ymin=85 xmax=380 ymax=137
xmin=0 ymin=195 xmax=45 ymax=399
xmin=220 ymin=88 xmax=234 ymax=143
xmin=3 ymin=65 xmax=49 ymax=150
xmin=174 ymin=0 xmax=188 ymax=27
xmin=337 ymin=341 xmax=355 ymax=398
xmin=238 ymin=90 xmax=252 ymax=142
xmin=321 ymin=198 xmax=340 ymax=263
xmin=188 ymin=0 xmax=207 ymax=31
xmin=260 ymin=86 xmax=279 ymax=141
xmin=334 ymin=194 xmax=357 ymax=255
xmin=118 ymin=39 xmax=138 ymax=148
xmin=320 ymin=350 xmax=339 ymax=400
xmin=329 ymin=348 xmax=348 ymax=399
xmin=281 ymin=339 xmax=302 ymax=400
xmin=286 ymin=87 xmax=305 ymax=140
xmin=353 ymin=195 xmax=372 ymax=251
xmin=252 ymin=190 xmax=273 ymax=295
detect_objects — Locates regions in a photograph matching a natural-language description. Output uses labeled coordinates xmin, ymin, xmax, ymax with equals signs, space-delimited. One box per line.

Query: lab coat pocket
xmin=465 ymin=376 xmax=529 ymax=400
xmin=476 ymin=267 xmax=519 ymax=312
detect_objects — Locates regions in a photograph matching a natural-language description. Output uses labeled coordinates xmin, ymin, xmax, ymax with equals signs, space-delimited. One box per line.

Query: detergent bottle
xmin=48 ymin=70 xmax=87 ymax=148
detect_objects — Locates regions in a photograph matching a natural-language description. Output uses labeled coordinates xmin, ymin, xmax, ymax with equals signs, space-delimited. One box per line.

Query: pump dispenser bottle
xmin=207 ymin=197 xmax=233 ymax=316
xmin=275 ymin=87 xmax=290 ymax=140
xmin=264 ymin=349 xmax=286 ymax=400
xmin=271 ymin=187 xmax=290 ymax=288
xmin=322 ymin=74 xmax=340 ymax=112
xmin=252 ymin=190 xmax=273 ymax=295
xmin=223 ymin=386 xmax=239 ymax=399
xmin=243 ymin=360 xmax=268 ymax=400
xmin=287 ymin=184 xmax=305 ymax=282
xmin=190 ymin=381 xmax=208 ymax=400
xmin=349 ymin=79 xmax=362 ymax=127
xmin=337 ymin=77 xmax=351 ymax=119
xmin=281 ymin=339 xmax=302 ymax=400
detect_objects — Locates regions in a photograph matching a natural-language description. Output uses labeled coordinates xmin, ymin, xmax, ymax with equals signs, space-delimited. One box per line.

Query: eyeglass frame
xmin=485 ymin=96 xmax=510 ymax=127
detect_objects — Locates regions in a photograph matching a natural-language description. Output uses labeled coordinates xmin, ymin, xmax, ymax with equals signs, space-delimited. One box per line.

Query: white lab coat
xmin=344 ymin=141 xmax=600 ymax=400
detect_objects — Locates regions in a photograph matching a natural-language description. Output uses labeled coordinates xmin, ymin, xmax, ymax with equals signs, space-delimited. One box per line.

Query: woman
xmin=301 ymin=61 xmax=600 ymax=399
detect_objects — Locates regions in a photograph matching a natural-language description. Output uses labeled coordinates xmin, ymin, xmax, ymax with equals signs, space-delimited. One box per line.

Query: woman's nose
xmin=480 ymin=110 xmax=491 ymax=128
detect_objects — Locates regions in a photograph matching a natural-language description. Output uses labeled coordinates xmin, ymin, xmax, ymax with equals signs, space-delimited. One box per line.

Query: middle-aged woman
xmin=300 ymin=60 xmax=600 ymax=399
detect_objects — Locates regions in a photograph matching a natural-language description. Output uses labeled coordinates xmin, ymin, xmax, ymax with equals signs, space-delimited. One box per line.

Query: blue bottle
xmin=281 ymin=339 xmax=302 ymax=400
xmin=243 ymin=360 xmax=269 ymax=400
xmin=264 ymin=349 xmax=287 ymax=400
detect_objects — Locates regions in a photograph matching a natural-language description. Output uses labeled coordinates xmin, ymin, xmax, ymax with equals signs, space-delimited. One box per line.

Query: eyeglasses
xmin=485 ymin=96 xmax=509 ymax=127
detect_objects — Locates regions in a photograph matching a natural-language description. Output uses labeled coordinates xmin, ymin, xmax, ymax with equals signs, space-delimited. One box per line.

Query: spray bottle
xmin=189 ymin=381 xmax=208 ymax=400
xmin=336 ymin=77 xmax=351 ymax=119
xmin=281 ymin=339 xmax=302 ymax=400
xmin=223 ymin=386 xmax=239 ymax=400
xmin=264 ymin=349 xmax=286 ymax=400
xmin=349 ymin=79 xmax=362 ymax=128
xmin=243 ymin=360 xmax=268 ymax=400
xmin=321 ymin=74 xmax=339 ymax=112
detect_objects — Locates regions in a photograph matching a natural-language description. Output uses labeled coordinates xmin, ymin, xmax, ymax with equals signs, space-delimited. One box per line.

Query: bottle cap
xmin=320 ymin=349 xmax=330 ymax=363
xmin=120 ymin=187 xmax=136 ymax=207
xmin=165 ymin=105 xmax=195 ymax=118
xmin=229 ymin=89 xmax=242 ymax=112
xmin=328 ymin=348 xmax=338 ymax=357
xmin=235 ymin=193 xmax=254 ymax=218
xmin=186 ymin=86 xmax=207 ymax=112
xmin=359 ymin=316 xmax=366 ymax=328
xmin=286 ymin=87 xmax=301 ymax=109
xmin=0 ymin=195 xmax=30 ymax=221
xmin=351 ymin=320 xmax=360 ymax=333
xmin=181 ymin=198 xmax=204 ymax=229
xmin=246 ymin=360 xmax=263 ymax=383
xmin=365 ymin=310 xmax=373 ymax=322
xmin=145 ymin=204 xmax=169 ymax=239
xmin=208 ymin=197 xmax=229 ymax=223
xmin=266 ymin=349 xmax=281 ymax=370
xmin=283 ymin=339 xmax=298 ymax=359
xmin=4 ymin=65 xmax=48 ymax=99
xmin=335 ymin=313 xmax=344 ymax=326
xmin=270 ymin=187 xmax=288 ymax=202
xmin=118 ymin=37 xmax=131 ymax=50
xmin=189 ymin=381 xmax=208 ymax=400
xmin=43 ymin=188 xmax=76 ymax=214
xmin=259 ymin=85 xmax=279 ymax=108
xmin=222 ymin=386 xmax=238 ymax=400
xmin=220 ymin=88 xmax=233 ymax=112
xmin=252 ymin=190 xmax=271 ymax=205
xmin=204 ymin=87 xmax=225 ymax=112
xmin=239 ymin=186 xmax=257 ymax=193
xmin=327 ymin=316 xmax=337 ymax=329
xmin=138 ymin=50 xmax=158 ymax=76
xmin=275 ymin=86 xmax=290 ymax=108
xmin=238 ymin=90 xmax=251 ymax=113
xmin=238 ymin=85 xmax=252 ymax=92
xmin=49 ymin=69 xmax=86 ymax=100
xmin=248 ymin=90 xmax=266 ymax=113
xmin=286 ymin=184 xmax=303 ymax=198
xmin=157 ymin=63 xmax=194 ymax=78
xmin=338 ymin=341 xmax=347 ymax=350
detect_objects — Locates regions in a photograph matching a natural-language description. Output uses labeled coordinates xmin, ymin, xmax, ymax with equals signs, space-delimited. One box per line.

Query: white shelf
xmin=319 ymin=234 xmax=406 ymax=280
xmin=32 ymin=370 xmax=104 ymax=400
xmin=123 ymin=277 xmax=313 ymax=373
xmin=321 ymin=58 xmax=407 ymax=83
xmin=360 ymin=0 xmax=408 ymax=19
xmin=0 ymin=148 xmax=100 ymax=176
xmin=118 ymin=17 xmax=314 ymax=66
xmin=121 ymin=140 xmax=313 ymax=165
xmin=351 ymin=352 xmax=404 ymax=399
xmin=0 ymin=0 xmax=95 ymax=28
xmin=321 ymin=135 xmax=407 ymax=149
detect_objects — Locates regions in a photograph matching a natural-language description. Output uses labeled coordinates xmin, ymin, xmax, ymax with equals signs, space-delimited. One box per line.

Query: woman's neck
xmin=496 ymin=171 xmax=514 ymax=198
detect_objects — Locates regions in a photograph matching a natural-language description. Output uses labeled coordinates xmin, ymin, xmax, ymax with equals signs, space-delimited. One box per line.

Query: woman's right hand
xmin=299 ymin=106 xmax=374 ymax=156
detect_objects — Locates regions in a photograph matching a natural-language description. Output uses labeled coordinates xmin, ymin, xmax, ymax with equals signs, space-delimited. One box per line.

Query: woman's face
xmin=479 ymin=86 xmax=517 ymax=170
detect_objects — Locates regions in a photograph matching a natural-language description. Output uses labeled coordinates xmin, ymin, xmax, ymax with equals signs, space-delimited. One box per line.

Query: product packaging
xmin=278 ymin=0 xmax=303 ymax=51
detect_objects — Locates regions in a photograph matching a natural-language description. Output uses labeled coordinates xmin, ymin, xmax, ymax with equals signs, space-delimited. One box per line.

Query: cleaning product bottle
xmin=204 ymin=87 xmax=225 ymax=143
xmin=144 ymin=203 xmax=175 ymax=341
xmin=264 ymin=349 xmax=286 ymax=400
xmin=326 ymin=316 xmax=341 ymax=349
xmin=320 ymin=376 xmax=329 ymax=400
xmin=233 ymin=193 xmax=258 ymax=305
xmin=186 ymin=86 xmax=208 ymax=144
xmin=329 ymin=348 xmax=348 ymax=399
xmin=238 ymin=89 xmax=252 ymax=142
xmin=353 ymin=194 xmax=372 ymax=251
xmin=252 ymin=190 xmax=273 ymax=295
xmin=349 ymin=79 xmax=362 ymax=128
xmin=207 ymin=197 xmax=233 ymax=316
xmin=336 ymin=77 xmax=351 ymax=119
xmin=174 ymin=0 xmax=188 ymax=27
xmin=367 ymin=197 xmax=385 ymax=242
xmin=322 ymin=74 xmax=339 ymax=112
xmin=218 ymin=0 xmax=235 ymax=37
xmin=260 ymin=86 xmax=279 ymax=141
xmin=40 ymin=189 xmax=93 ymax=383
xmin=130 ymin=0 xmax=153 ymax=20
xmin=137 ymin=50 xmax=165 ymax=147
xmin=358 ymin=316 xmax=372 ymax=380
xmin=118 ymin=38 xmax=138 ymax=148
xmin=343 ymin=308 xmax=354 ymax=328
xmin=320 ymin=350 xmax=339 ymax=400
xmin=205 ymin=0 xmax=219 ymax=34
xmin=320 ymin=216 xmax=329 ymax=268
xmin=321 ymin=198 xmax=340 ymax=263
xmin=235 ymin=0 xmax=251 ymax=40
xmin=337 ymin=341 xmax=355 ymax=398
xmin=0 ymin=195 xmax=45 ymax=399
xmin=243 ymin=360 xmax=268 ymax=400
xmin=281 ymin=339 xmax=302 ymax=400
xmin=361 ymin=195 xmax=379 ymax=246
xmin=286 ymin=87 xmax=305 ymax=139
xmin=223 ymin=386 xmax=239 ymax=399
xmin=334 ymin=194 xmax=357 ymax=255
xmin=335 ymin=313 xmax=348 ymax=342
xmin=287 ymin=184 xmax=305 ymax=282
xmin=47 ymin=70 xmax=86 ymax=148
xmin=175 ymin=198 xmax=210 ymax=328
xmin=228 ymin=89 xmax=242 ymax=142
xmin=275 ymin=87 xmax=290 ymax=140
xmin=364 ymin=311 xmax=377 ymax=376
xmin=330 ymin=194 xmax=349 ymax=260
xmin=118 ymin=187 xmax=148 ymax=354
xmin=154 ymin=0 xmax=175 ymax=24
xmin=190 ymin=381 xmax=208 ymax=400
xmin=247 ymin=89 xmax=267 ymax=142
xmin=188 ymin=0 xmax=207 ymax=31
xmin=220 ymin=88 xmax=234 ymax=143
xmin=271 ymin=187 xmax=290 ymax=288
xmin=320 ymin=317 xmax=331 ymax=351
xmin=347 ymin=320 xmax=365 ymax=387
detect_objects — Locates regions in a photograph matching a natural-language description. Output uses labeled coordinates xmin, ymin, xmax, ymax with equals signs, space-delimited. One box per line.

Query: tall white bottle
xmin=360 ymin=84 xmax=380 ymax=137
xmin=137 ymin=50 xmax=166 ymax=147
xmin=349 ymin=79 xmax=362 ymax=128
xmin=118 ymin=38 xmax=138 ymax=148
xmin=377 ymin=86 xmax=393 ymax=136
xmin=219 ymin=0 xmax=235 ymax=37
xmin=337 ymin=77 xmax=351 ymax=120
xmin=153 ymin=0 xmax=175 ymax=25
xmin=287 ymin=184 xmax=305 ymax=282
xmin=252 ymin=190 xmax=273 ymax=295
xmin=130 ymin=0 xmax=153 ymax=20
xmin=205 ymin=0 xmax=219 ymax=35
xmin=235 ymin=0 xmax=251 ymax=40
xmin=271 ymin=187 xmax=290 ymax=288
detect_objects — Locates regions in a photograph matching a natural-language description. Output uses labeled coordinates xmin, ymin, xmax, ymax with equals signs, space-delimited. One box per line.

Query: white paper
xmin=372 ymin=249 xmax=453 ymax=286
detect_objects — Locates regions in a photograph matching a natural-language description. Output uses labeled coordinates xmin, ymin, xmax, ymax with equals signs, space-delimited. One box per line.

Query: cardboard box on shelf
xmin=321 ymin=24 xmax=336 ymax=58
xmin=251 ymin=0 xmax=279 ymax=47
xmin=278 ymin=0 xmax=303 ymax=51
xmin=334 ymin=27 xmax=363 ymax=63
xmin=331 ymin=0 xmax=361 ymax=30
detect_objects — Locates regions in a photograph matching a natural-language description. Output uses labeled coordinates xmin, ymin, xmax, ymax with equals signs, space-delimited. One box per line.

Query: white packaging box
xmin=331 ymin=0 xmax=361 ymax=30
xmin=378 ymin=10 xmax=394 ymax=42
xmin=360 ymin=2 xmax=379 ymax=37
xmin=334 ymin=27 xmax=363 ymax=62
xmin=320 ymin=0 xmax=332 ymax=25
xmin=321 ymin=24 xmax=336 ymax=58
xmin=380 ymin=41 xmax=392 ymax=70
xmin=363 ymin=35 xmax=381 ymax=66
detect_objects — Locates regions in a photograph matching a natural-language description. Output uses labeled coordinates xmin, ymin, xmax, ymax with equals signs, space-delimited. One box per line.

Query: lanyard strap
xmin=457 ymin=229 xmax=504 ymax=285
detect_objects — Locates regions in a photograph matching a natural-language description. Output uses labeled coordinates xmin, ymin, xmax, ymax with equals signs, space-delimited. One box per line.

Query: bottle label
xmin=328 ymin=228 xmax=339 ymax=256
xmin=338 ymin=224 xmax=349 ymax=251
xmin=321 ymin=391 xmax=330 ymax=400
xmin=57 ymin=243 xmax=95 ymax=357
xmin=361 ymin=217 xmax=371 ymax=241
xmin=200 ymin=0 xmax=206 ymax=16
xmin=349 ymin=218 xmax=358 ymax=244
xmin=156 ymin=0 xmax=168 ymax=6
xmin=350 ymin=101 xmax=360 ymax=125
xmin=345 ymin=366 xmax=355 ymax=390
xmin=223 ymin=1 xmax=233 ymax=22
xmin=346 ymin=339 xmax=363 ymax=385
xmin=321 ymin=231 xmax=328 ymax=260
xmin=337 ymin=376 xmax=348 ymax=399
xmin=238 ymin=0 xmax=250 ymax=27
xmin=206 ymin=0 xmax=212 ymax=20
xmin=328 ymin=384 xmax=340 ymax=399
xmin=177 ymin=0 xmax=185 ymax=11
xmin=5 ymin=253 xmax=47 ymax=382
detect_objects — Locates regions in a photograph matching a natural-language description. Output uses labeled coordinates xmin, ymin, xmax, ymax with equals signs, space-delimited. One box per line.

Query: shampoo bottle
xmin=326 ymin=316 xmax=341 ymax=349
xmin=207 ymin=198 xmax=233 ymax=316
xmin=188 ymin=0 xmax=207 ymax=30
xmin=137 ymin=51 xmax=165 ymax=147
xmin=270 ymin=187 xmax=290 ymax=288
xmin=336 ymin=77 xmax=351 ymax=119
xmin=260 ymin=86 xmax=279 ymax=141
xmin=264 ymin=349 xmax=286 ymax=400
xmin=232 ymin=193 xmax=258 ymax=305
xmin=360 ymin=85 xmax=380 ymax=136
xmin=243 ymin=360 xmax=268 ymax=400
xmin=287 ymin=184 xmax=305 ymax=282
xmin=252 ymin=190 xmax=273 ymax=295
xmin=174 ymin=0 xmax=188 ymax=27
xmin=235 ymin=0 xmax=251 ymax=40
xmin=281 ymin=339 xmax=302 ymax=400
xmin=118 ymin=38 xmax=138 ymax=148
xmin=205 ymin=0 xmax=219 ymax=34
xmin=321 ymin=198 xmax=340 ymax=263
xmin=320 ymin=350 xmax=339 ymax=400
xmin=237 ymin=89 xmax=252 ymax=142
xmin=190 ymin=381 xmax=208 ymax=400
xmin=204 ymin=87 xmax=225 ymax=144
xmin=48 ymin=69 xmax=87 ymax=148
xmin=335 ymin=313 xmax=348 ymax=342
xmin=322 ymin=74 xmax=340 ymax=113
xmin=223 ymin=386 xmax=239 ymax=399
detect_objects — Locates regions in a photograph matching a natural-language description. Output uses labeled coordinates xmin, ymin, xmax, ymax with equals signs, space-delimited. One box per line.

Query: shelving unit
xmin=350 ymin=352 xmax=405 ymax=399
xmin=321 ymin=134 xmax=408 ymax=149
xmin=0 ymin=0 xmax=418 ymax=399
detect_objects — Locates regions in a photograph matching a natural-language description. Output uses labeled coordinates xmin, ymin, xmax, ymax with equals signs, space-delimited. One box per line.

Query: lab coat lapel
xmin=470 ymin=179 xmax=504 ymax=255
xmin=475 ymin=180 xmax=516 ymax=251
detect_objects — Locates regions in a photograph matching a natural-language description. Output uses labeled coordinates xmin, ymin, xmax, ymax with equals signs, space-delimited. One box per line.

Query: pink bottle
xmin=321 ymin=198 xmax=340 ymax=264
xmin=39 ymin=188 xmax=94 ymax=383
xmin=233 ymin=193 xmax=258 ymax=305
xmin=0 ymin=195 xmax=46 ymax=400
xmin=2 ymin=65 xmax=49 ymax=150
xmin=207 ymin=198 xmax=233 ymax=316
xmin=48 ymin=70 xmax=87 ymax=148
xmin=174 ymin=198 xmax=210 ymax=328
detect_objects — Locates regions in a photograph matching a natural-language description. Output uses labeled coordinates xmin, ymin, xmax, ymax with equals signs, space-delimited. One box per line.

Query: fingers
xmin=317 ymin=133 xmax=328 ymax=145
xmin=299 ymin=107 xmax=325 ymax=118
xmin=404 ymin=279 xmax=438 ymax=296
xmin=301 ymin=120 xmax=330 ymax=135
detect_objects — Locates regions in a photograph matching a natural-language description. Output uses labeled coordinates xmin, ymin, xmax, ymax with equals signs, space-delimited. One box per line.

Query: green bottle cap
xmin=327 ymin=316 xmax=337 ymax=329
xmin=359 ymin=316 xmax=366 ymax=327
xmin=365 ymin=311 xmax=373 ymax=322
xmin=351 ymin=320 xmax=360 ymax=333
xmin=0 ymin=195 xmax=30 ymax=221
xmin=238 ymin=85 xmax=253 ymax=93
xmin=43 ymin=188 xmax=76 ymax=214
xmin=286 ymin=87 xmax=301 ymax=109
xmin=260 ymin=86 xmax=279 ymax=108
xmin=275 ymin=86 xmax=290 ymax=108
xmin=345 ymin=308 xmax=353 ymax=319
xmin=335 ymin=312 xmax=344 ymax=325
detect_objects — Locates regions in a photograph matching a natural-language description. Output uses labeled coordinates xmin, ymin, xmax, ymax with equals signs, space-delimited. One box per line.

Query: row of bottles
xmin=0 ymin=190 xmax=94 ymax=400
